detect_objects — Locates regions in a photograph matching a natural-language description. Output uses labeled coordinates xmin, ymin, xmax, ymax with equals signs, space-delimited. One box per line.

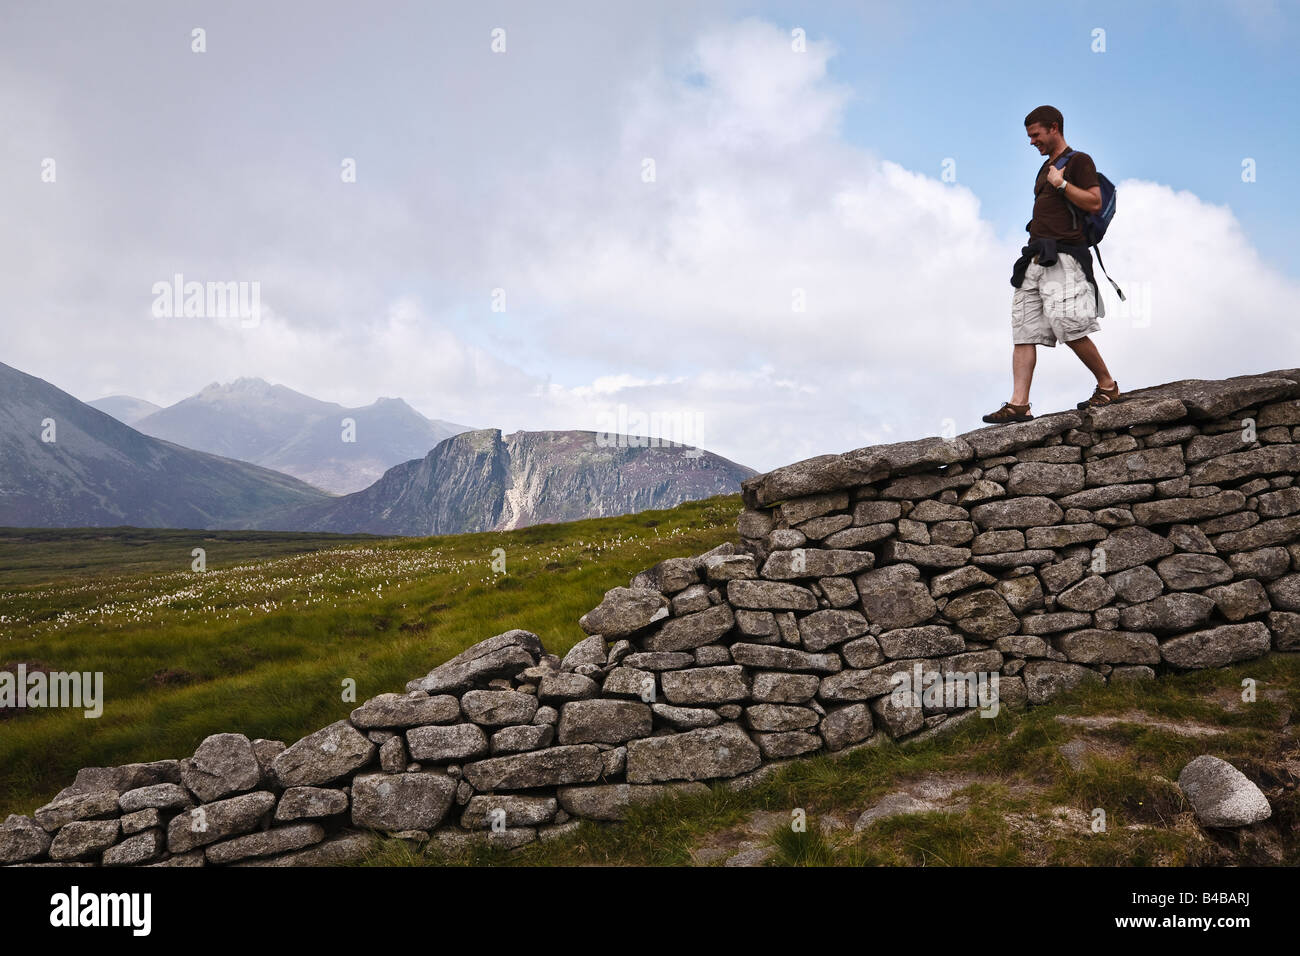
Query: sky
xmin=3 ymin=0 xmax=1298 ymax=473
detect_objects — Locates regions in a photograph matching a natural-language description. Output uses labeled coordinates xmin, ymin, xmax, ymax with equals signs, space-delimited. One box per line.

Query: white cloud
xmin=475 ymin=21 xmax=1300 ymax=470
xmin=3 ymin=11 xmax=1297 ymax=476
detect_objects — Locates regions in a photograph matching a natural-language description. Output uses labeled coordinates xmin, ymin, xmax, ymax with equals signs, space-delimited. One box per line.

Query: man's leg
xmin=1064 ymin=335 xmax=1115 ymax=389
xmin=1011 ymin=343 xmax=1036 ymax=405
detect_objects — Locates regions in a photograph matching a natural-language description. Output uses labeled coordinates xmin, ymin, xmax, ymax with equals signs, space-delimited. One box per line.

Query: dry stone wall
xmin=5 ymin=369 xmax=1300 ymax=867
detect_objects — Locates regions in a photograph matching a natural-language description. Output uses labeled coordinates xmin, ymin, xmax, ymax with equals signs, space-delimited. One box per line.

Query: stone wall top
xmin=741 ymin=370 xmax=1300 ymax=508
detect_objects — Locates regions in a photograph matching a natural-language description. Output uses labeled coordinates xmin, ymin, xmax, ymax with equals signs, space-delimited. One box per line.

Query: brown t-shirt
xmin=1027 ymin=149 xmax=1099 ymax=243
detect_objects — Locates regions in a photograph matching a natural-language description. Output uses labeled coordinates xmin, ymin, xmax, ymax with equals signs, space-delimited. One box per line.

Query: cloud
xmin=3 ymin=10 xmax=1297 ymax=475
xmin=476 ymin=21 xmax=1300 ymax=470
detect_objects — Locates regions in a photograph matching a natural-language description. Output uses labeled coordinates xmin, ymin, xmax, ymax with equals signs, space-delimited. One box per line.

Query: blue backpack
xmin=1052 ymin=148 xmax=1125 ymax=301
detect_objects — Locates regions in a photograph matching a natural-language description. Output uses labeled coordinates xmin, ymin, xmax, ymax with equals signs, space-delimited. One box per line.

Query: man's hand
xmin=1049 ymin=168 xmax=1104 ymax=214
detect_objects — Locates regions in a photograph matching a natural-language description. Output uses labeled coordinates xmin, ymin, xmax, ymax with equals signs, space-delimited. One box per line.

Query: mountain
xmin=87 ymin=395 xmax=162 ymax=425
xmin=0 ymin=363 xmax=329 ymax=529
xmin=130 ymin=378 xmax=470 ymax=494
xmin=281 ymin=428 xmax=757 ymax=536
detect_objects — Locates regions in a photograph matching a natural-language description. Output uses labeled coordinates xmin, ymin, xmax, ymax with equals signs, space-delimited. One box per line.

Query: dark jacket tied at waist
xmin=1010 ymin=237 xmax=1100 ymax=312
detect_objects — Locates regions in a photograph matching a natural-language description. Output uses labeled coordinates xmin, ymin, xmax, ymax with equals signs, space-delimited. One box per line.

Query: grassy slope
xmin=4 ymin=501 xmax=1296 ymax=867
xmin=0 ymin=497 xmax=739 ymax=817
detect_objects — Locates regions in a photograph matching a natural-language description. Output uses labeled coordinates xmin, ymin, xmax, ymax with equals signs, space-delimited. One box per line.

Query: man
xmin=982 ymin=105 xmax=1120 ymax=424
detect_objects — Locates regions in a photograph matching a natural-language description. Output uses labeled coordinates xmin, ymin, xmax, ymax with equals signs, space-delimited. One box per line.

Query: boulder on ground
xmin=1177 ymin=755 xmax=1271 ymax=827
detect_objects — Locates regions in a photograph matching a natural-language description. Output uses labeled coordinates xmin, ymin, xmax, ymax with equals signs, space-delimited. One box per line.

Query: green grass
xmin=0 ymin=527 xmax=383 ymax=586
xmin=5 ymin=500 xmax=1297 ymax=868
xmin=0 ymin=496 xmax=740 ymax=817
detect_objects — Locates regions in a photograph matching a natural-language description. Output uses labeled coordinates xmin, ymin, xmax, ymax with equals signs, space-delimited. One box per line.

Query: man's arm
xmin=1064 ymin=183 xmax=1102 ymax=215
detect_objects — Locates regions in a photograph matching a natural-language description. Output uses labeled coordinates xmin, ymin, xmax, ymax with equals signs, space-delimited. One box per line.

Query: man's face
xmin=1026 ymin=122 xmax=1058 ymax=154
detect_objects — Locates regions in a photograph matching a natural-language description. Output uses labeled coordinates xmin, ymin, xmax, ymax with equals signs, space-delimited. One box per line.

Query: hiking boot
xmin=1076 ymin=380 xmax=1121 ymax=409
xmin=982 ymin=401 xmax=1033 ymax=424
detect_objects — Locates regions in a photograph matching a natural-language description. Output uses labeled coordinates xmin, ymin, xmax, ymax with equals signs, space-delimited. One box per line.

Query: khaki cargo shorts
xmin=1011 ymin=253 xmax=1104 ymax=347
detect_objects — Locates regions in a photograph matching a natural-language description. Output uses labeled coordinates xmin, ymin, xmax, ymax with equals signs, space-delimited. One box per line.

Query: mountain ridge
xmin=0 ymin=363 xmax=329 ymax=530
xmin=282 ymin=426 xmax=757 ymax=535
xmin=130 ymin=377 xmax=470 ymax=494
xmin=3 ymin=364 xmax=757 ymax=534
xmin=86 ymin=395 xmax=162 ymax=425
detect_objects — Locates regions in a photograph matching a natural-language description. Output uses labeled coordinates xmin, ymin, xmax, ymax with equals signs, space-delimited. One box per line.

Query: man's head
xmin=1024 ymin=105 xmax=1065 ymax=156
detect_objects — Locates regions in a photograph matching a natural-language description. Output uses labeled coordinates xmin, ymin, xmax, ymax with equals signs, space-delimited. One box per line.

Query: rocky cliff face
xmin=285 ymin=428 xmax=757 ymax=536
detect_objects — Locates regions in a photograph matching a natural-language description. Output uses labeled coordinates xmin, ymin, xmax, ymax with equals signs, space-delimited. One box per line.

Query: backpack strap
xmin=1052 ymin=149 xmax=1077 ymax=229
xmin=1093 ymin=244 xmax=1126 ymax=302
xmin=1053 ymin=148 xmax=1126 ymax=301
